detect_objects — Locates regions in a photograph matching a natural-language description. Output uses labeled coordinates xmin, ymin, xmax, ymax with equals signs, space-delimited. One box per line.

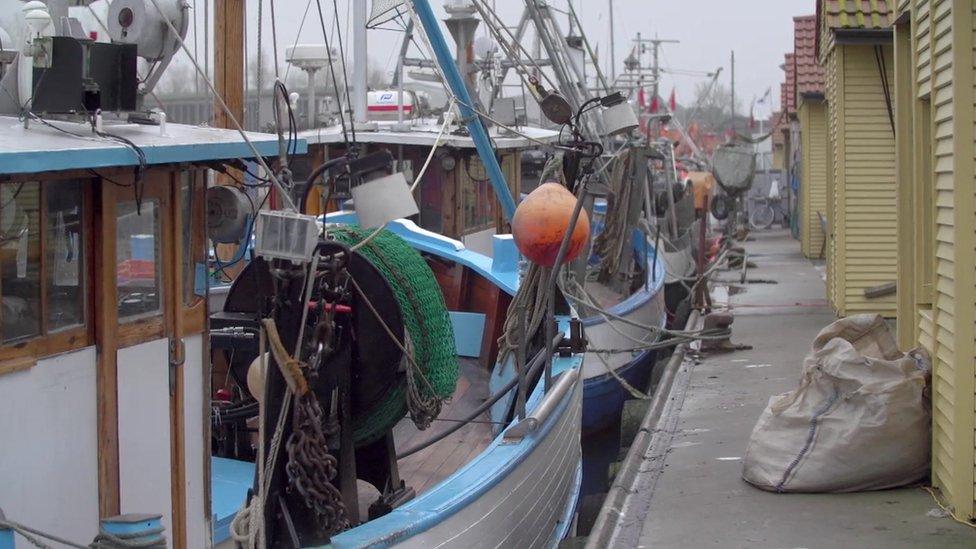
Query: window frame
xmin=0 ymin=173 xmax=95 ymax=365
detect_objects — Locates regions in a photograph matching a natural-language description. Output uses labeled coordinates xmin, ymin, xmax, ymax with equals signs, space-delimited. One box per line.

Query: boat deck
xmin=394 ymin=358 xmax=495 ymax=494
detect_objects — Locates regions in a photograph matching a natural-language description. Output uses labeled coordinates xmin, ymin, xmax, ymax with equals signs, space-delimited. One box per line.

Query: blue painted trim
xmin=411 ymin=0 xmax=517 ymax=221
xmin=449 ymin=311 xmax=486 ymax=358
xmin=0 ymin=138 xmax=303 ymax=175
xmin=211 ymin=457 xmax=256 ymax=545
xmin=323 ymin=213 xmax=520 ymax=295
xmin=100 ymin=515 xmax=163 ymax=538
xmin=327 ymin=354 xmax=582 ymax=548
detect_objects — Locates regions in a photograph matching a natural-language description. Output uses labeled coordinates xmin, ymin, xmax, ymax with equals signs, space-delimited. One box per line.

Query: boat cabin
xmin=296 ymin=123 xmax=557 ymax=255
xmin=0 ymin=115 xmax=293 ymax=547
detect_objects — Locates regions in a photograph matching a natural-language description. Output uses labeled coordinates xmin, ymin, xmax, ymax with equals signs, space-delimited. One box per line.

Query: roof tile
xmin=794 ymin=15 xmax=825 ymax=97
xmin=822 ymin=0 xmax=893 ymax=30
xmin=783 ymin=53 xmax=796 ymax=115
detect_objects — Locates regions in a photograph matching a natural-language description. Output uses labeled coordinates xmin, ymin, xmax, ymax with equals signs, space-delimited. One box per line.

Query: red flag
xmin=650 ymin=95 xmax=660 ymax=114
xmin=637 ymin=87 xmax=647 ymax=109
xmin=668 ymin=88 xmax=677 ymax=112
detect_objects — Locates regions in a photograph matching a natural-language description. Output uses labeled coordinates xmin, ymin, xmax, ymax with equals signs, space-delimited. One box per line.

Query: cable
xmin=396 ymin=333 xmax=564 ymax=460
xmin=331 ymin=0 xmax=357 ymax=145
xmin=87 ymin=169 xmax=132 ymax=187
xmin=314 ymin=0 xmax=349 ymax=145
xmin=921 ymin=486 xmax=976 ymax=529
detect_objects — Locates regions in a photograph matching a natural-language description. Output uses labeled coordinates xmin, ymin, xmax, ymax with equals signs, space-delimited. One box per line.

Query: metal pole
xmin=543 ymin=184 xmax=588 ymax=390
xmin=353 ymin=0 xmax=368 ymax=125
xmin=412 ymin=0 xmax=518 ymax=220
xmin=307 ymin=68 xmax=317 ymax=130
xmin=730 ymin=50 xmax=735 ymax=133
xmin=609 ymin=0 xmax=615 ymax=80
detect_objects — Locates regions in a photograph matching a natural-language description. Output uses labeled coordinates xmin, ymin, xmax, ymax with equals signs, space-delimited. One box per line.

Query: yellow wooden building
xmin=818 ymin=1 xmax=898 ymax=317
xmin=892 ymin=0 xmax=976 ymax=522
xmin=794 ymin=15 xmax=829 ymax=259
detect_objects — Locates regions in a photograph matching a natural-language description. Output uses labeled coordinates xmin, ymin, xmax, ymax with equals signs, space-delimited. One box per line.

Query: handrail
xmin=503 ymin=366 xmax=579 ymax=442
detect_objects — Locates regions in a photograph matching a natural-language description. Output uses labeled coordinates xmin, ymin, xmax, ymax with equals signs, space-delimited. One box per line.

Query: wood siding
xmin=799 ymin=101 xmax=829 ymax=258
xmin=898 ymin=0 xmax=976 ymax=521
xmin=826 ymin=49 xmax=841 ymax=309
xmin=824 ymin=44 xmax=898 ymax=317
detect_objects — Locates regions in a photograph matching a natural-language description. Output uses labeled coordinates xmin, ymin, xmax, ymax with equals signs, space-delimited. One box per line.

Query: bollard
xmin=97 ymin=514 xmax=166 ymax=547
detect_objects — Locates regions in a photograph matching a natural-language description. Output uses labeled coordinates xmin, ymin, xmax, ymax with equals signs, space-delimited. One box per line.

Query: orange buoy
xmin=512 ymin=182 xmax=590 ymax=267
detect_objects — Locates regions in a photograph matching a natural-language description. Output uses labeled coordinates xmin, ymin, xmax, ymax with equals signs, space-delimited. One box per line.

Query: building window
xmin=116 ymin=199 xmax=162 ymax=320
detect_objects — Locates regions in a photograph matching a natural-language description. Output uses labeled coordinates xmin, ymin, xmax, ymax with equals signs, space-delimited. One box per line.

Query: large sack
xmin=742 ymin=314 xmax=931 ymax=493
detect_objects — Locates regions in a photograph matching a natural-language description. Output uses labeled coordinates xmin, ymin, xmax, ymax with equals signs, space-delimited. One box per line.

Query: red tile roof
xmin=783 ymin=53 xmax=796 ymax=115
xmin=794 ymin=15 xmax=825 ymax=98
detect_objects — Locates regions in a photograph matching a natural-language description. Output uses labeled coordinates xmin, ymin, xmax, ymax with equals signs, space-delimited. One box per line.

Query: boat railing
xmin=503 ymin=366 xmax=579 ymax=442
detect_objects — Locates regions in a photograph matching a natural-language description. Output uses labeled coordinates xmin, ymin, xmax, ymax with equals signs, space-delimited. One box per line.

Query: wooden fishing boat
xmin=211 ymin=215 xmax=583 ymax=548
xmin=0 ymin=113 xmax=289 ymax=546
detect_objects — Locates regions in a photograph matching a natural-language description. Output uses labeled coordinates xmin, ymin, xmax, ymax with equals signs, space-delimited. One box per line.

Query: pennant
xmin=650 ymin=95 xmax=660 ymax=114
xmin=668 ymin=88 xmax=677 ymax=112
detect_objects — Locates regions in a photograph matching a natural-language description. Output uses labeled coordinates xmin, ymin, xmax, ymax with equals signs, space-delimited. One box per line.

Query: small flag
xmin=668 ymin=88 xmax=677 ymax=112
xmin=756 ymin=86 xmax=772 ymax=105
xmin=650 ymin=95 xmax=660 ymax=114
xmin=638 ymin=86 xmax=647 ymax=109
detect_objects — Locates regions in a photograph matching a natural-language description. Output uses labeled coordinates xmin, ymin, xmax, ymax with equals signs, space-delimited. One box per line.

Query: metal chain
xmin=285 ymin=394 xmax=348 ymax=533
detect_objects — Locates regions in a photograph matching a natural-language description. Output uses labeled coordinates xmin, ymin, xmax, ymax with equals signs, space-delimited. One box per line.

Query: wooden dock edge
xmin=584 ymin=309 xmax=702 ymax=549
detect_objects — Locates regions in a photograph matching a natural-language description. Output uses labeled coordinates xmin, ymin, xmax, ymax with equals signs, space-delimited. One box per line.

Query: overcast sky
xmin=0 ymin=0 xmax=816 ymax=114
xmin=174 ymin=0 xmax=814 ymax=115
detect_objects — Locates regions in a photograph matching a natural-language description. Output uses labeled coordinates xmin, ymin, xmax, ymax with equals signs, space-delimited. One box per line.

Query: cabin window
xmin=0 ymin=182 xmax=41 ymax=342
xmin=45 ymin=181 xmax=86 ymax=332
xmin=0 ymin=179 xmax=90 ymax=354
xmin=116 ymin=199 xmax=162 ymax=320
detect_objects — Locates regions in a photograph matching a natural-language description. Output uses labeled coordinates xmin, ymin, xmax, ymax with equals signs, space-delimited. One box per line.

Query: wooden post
xmin=95 ymin=181 xmax=120 ymax=518
xmin=214 ymin=0 xmax=247 ymax=274
xmin=213 ymin=0 xmax=245 ymax=132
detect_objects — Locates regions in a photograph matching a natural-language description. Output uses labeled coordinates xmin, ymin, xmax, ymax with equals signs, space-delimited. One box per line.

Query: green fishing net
xmin=329 ymin=226 xmax=458 ymax=445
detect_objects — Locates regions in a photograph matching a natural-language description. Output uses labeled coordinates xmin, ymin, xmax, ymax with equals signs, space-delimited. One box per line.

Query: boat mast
xmin=214 ymin=0 xmax=245 ymax=132
xmin=411 ymin=0 xmax=517 ymax=221
xmin=353 ymin=0 xmax=368 ymax=126
xmin=609 ymin=0 xmax=615 ymax=81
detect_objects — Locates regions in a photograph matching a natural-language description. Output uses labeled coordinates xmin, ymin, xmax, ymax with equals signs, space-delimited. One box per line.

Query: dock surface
xmin=618 ymin=230 xmax=976 ymax=548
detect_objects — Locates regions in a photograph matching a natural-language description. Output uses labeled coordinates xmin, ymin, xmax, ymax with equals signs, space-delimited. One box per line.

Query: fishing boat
xmin=0 ymin=2 xmax=293 ymax=544
xmin=206 ymin=1 xmax=588 ymax=547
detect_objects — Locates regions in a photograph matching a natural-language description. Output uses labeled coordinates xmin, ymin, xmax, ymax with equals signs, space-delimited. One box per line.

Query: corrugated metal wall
xmin=799 ymin=101 xmax=828 ymax=258
xmin=824 ymin=44 xmax=898 ymax=317
xmin=896 ymin=0 xmax=976 ymax=521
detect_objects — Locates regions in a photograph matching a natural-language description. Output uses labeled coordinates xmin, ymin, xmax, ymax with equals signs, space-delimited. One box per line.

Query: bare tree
xmin=680 ymin=81 xmax=743 ymax=132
